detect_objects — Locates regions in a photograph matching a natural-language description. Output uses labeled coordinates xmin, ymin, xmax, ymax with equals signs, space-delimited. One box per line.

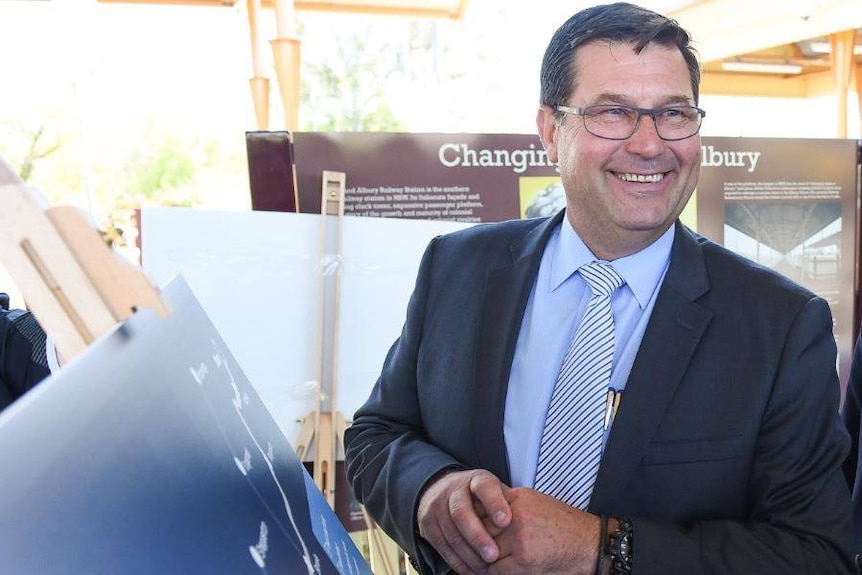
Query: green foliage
xmin=123 ymin=130 xmax=197 ymax=201
xmin=0 ymin=117 xmax=63 ymax=183
xmin=297 ymin=15 xmax=438 ymax=132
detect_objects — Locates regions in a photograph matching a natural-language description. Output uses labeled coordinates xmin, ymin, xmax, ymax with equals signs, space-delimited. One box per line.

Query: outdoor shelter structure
xmin=98 ymin=0 xmax=862 ymax=137
xmin=99 ymin=0 xmax=469 ymax=131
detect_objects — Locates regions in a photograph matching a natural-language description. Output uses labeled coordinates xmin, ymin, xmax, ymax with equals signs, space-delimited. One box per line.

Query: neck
xmin=568 ymin=214 xmax=672 ymax=261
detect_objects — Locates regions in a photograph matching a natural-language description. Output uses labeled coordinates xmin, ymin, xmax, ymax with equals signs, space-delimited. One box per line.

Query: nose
xmin=625 ymin=113 xmax=664 ymax=156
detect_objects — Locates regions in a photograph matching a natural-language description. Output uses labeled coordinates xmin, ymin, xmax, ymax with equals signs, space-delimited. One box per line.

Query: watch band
xmin=608 ymin=516 xmax=633 ymax=575
xmin=595 ymin=515 xmax=608 ymax=575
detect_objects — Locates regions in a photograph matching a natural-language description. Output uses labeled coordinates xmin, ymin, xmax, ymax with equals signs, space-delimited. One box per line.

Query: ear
xmin=536 ymin=105 xmax=560 ymax=164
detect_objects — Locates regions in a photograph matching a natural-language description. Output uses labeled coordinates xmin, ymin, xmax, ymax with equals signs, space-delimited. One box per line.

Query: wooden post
xmin=271 ymin=0 xmax=301 ymax=131
xmin=829 ymin=30 xmax=856 ymax=138
xmin=247 ymin=0 xmax=270 ymax=130
xmin=856 ymin=63 xmax=862 ymax=136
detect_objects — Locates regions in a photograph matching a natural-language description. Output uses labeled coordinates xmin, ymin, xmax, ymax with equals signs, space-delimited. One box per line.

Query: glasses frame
xmin=556 ymin=104 xmax=706 ymax=141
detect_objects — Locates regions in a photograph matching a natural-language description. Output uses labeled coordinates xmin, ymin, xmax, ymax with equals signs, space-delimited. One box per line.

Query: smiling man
xmin=344 ymin=3 xmax=857 ymax=575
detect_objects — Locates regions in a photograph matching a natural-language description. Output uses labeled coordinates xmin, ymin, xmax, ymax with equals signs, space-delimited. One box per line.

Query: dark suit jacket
xmin=842 ymin=331 xmax=862 ymax=547
xmin=0 ymin=308 xmax=50 ymax=412
xmin=344 ymin=212 xmax=856 ymax=574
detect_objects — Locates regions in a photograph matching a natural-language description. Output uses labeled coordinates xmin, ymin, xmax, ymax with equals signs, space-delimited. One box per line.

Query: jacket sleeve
xmin=344 ymin=235 xmax=464 ymax=575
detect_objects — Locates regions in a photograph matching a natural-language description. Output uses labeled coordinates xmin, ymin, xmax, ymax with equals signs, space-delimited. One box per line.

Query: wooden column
xmin=829 ymin=30 xmax=856 ymax=138
xmin=856 ymin=63 xmax=862 ymax=136
xmin=271 ymin=0 xmax=301 ymax=132
xmin=247 ymin=0 xmax=270 ymax=130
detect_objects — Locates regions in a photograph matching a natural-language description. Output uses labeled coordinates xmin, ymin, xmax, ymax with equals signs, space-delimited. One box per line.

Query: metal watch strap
xmin=608 ymin=516 xmax=633 ymax=575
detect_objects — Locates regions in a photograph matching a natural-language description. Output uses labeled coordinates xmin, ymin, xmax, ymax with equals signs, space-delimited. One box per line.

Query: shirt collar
xmin=550 ymin=216 xmax=674 ymax=310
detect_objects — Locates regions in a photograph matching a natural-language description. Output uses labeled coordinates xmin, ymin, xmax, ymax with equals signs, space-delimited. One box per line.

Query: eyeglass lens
xmin=584 ymin=106 xmax=702 ymax=140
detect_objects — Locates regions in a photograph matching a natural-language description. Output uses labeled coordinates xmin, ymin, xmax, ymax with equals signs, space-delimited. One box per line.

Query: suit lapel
xmin=590 ymin=222 xmax=713 ymax=510
xmin=471 ymin=212 xmax=564 ymax=483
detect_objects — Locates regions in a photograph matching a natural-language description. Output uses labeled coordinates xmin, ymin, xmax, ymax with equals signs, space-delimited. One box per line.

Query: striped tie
xmin=533 ymin=261 xmax=624 ymax=509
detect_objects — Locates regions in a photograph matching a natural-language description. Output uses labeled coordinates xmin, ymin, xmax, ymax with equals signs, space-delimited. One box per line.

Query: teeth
xmin=617 ymin=172 xmax=663 ymax=183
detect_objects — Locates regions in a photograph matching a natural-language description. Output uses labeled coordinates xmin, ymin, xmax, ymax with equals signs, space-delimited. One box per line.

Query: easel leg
xmin=361 ymin=507 xmax=398 ymax=575
xmin=295 ymin=411 xmax=399 ymax=575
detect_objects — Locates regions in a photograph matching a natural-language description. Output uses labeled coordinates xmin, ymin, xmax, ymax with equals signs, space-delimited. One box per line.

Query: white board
xmin=141 ymin=207 xmax=471 ymax=444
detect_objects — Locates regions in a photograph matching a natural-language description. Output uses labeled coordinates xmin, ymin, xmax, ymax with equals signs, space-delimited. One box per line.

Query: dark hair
xmin=540 ymin=2 xmax=701 ymax=118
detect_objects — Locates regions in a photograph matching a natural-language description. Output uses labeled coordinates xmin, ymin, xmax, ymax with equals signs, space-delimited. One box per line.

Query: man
xmin=344 ymin=3 xmax=856 ymax=574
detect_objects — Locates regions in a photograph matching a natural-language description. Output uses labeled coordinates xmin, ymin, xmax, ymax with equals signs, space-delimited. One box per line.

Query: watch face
xmin=609 ymin=518 xmax=633 ymax=574
xmin=620 ymin=536 xmax=631 ymax=559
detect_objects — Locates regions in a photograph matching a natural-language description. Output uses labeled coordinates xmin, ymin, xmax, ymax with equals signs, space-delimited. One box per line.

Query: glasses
xmin=556 ymin=104 xmax=706 ymax=141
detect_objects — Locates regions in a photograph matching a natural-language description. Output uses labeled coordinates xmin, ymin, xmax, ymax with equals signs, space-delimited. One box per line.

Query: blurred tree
xmin=98 ymin=124 xmax=211 ymax=250
xmin=122 ymin=131 xmax=197 ymax=202
xmin=0 ymin=119 xmax=63 ymax=183
xmin=298 ymin=15 xmax=427 ymax=132
xmin=16 ymin=125 xmax=62 ymax=183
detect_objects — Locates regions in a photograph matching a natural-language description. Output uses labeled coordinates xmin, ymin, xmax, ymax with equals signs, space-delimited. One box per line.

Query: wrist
xmin=416 ymin=466 xmax=464 ymax=530
xmin=418 ymin=466 xmax=464 ymax=502
xmin=595 ymin=517 xmax=622 ymax=575
xmin=594 ymin=515 xmax=608 ymax=575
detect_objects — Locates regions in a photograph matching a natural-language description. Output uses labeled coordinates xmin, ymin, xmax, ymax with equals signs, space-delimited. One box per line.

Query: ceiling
xmin=99 ymin=0 xmax=468 ymax=18
xmin=667 ymin=0 xmax=862 ymax=98
xmin=97 ymin=0 xmax=861 ymax=98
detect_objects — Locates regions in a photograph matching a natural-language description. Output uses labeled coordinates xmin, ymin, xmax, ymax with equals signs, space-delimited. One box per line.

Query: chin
xmin=619 ymin=215 xmax=674 ymax=233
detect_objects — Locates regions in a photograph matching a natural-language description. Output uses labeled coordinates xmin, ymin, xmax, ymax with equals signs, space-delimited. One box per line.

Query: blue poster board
xmin=0 ymin=276 xmax=372 ymax=575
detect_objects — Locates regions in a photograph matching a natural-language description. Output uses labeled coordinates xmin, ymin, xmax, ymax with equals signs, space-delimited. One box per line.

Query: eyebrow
xmin=585 ymin=93 xmax=695 ymax=107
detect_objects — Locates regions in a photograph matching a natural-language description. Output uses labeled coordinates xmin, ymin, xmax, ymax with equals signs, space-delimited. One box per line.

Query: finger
xmin=435 ymin=513 xmax=493 ymax=574
xmin=418 ymin=470 xmax=492 ymax=573
xmin=479 ymin=515 xmax=506 ymax=538
xmin=449 ymin=480 xmax=501 ymax=563
xmin=484 ymin=554 xmax=524 ymax=575
xmin=470 ymin=473 xmax=512 ymax=529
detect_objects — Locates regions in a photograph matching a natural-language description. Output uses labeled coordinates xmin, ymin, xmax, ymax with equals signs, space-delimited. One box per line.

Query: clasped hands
xmin=416 ymin=469 xmax=601 ymax=575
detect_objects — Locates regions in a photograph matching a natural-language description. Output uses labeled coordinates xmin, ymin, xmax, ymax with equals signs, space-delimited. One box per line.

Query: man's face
xmin=537 ymin=40 xmax=701 ymax=260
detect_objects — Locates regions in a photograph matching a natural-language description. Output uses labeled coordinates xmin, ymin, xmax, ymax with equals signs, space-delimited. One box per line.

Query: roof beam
xmin=98 ymin=0 xmax=468 ymax=19
xmin=290 ymin=0 xmax=467 ymax=18
xmin=701 ymin=68 xmax=842 ymax=98
xmin=670 ymin=0 xmax=862 ymax=63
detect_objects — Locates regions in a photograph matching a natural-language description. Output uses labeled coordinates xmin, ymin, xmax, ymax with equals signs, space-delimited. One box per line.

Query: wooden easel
xmin=294 ymin=170 xmax=347 ymax=507
xmin=293 ymin=170 xmax=396 ymax=575
xmin=0 ymin=156 xmax=169 ymax=364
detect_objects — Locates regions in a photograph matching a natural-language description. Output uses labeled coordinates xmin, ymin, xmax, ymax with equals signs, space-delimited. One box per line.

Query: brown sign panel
xmin=247 ymin=131 xmax=299 ymax=213
xmin=293 ymin=132 xmax=559 ymax=223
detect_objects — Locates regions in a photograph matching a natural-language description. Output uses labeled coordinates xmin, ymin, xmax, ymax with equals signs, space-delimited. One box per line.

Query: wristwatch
xmin=607 ymin=516 xmax=633 ymax=575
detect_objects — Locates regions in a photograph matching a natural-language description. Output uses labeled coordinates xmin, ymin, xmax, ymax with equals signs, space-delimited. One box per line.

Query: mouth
xmin=614 ymin=172 xmax=666 ymax=183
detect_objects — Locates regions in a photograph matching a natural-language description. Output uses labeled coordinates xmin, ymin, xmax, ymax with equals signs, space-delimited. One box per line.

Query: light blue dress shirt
xmin=504 ymin=217 xmax=674 ymax=488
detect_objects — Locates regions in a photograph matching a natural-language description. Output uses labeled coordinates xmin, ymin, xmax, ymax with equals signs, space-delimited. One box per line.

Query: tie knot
xmin=579 ymin=261 xmax=623 ymax=297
